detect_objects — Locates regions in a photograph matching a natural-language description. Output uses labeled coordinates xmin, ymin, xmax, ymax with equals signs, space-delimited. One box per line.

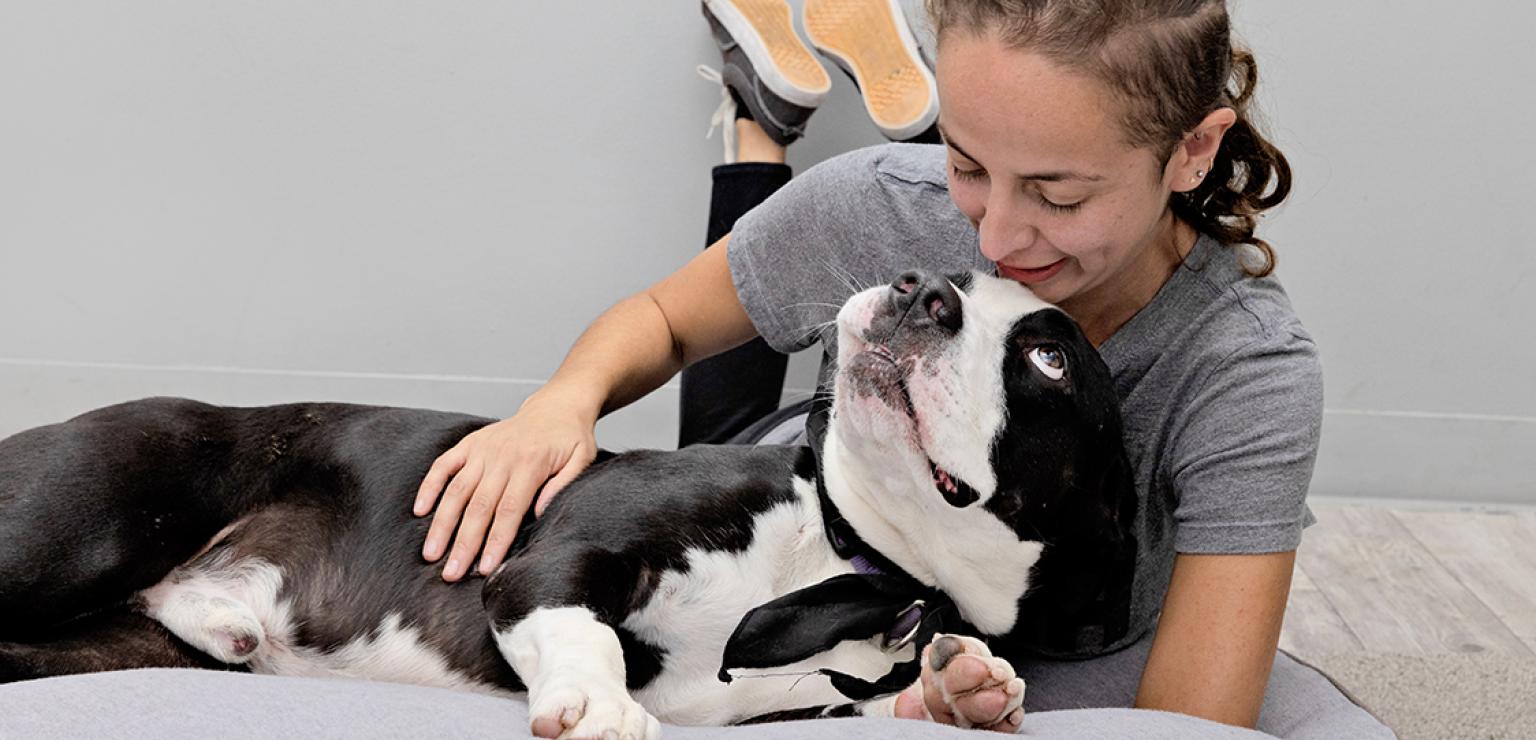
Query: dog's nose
xmin=891 ymin=270 xmax=963 ymax=333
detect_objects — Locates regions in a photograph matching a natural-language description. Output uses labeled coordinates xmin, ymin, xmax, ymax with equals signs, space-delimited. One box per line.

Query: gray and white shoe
xmin=803 ymin=0 xmax=940 ymax=142
xmin=701 ymin=0 xmax=832 ymax=147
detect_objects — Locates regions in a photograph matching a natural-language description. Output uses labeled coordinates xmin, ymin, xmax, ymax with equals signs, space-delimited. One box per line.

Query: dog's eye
xmin=1028 ymin=346 xmax=1066 ymax=381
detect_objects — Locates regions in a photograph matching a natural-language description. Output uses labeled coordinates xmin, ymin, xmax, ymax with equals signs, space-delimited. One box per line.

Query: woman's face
xmin=934 ymin=32 xmax=1184 ymax=310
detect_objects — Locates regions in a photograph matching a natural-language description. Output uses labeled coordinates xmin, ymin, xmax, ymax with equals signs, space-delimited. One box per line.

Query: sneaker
xmin=803 ymin=0 xmax=940 ymax=141
xmin=702 ymin=0 xmax=832 ymax=147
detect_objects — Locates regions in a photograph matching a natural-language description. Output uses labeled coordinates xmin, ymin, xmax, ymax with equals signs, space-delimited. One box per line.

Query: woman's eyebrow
xmin=937 ymin=125 xmax=1105 ymax=183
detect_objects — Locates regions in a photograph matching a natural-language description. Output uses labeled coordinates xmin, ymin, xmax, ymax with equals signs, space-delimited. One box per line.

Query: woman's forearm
xmin=529 ymin=290 xmax=689 ymax=423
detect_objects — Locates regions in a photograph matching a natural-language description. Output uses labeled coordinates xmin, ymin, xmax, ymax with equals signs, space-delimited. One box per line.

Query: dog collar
xmin=803 ymin=396 xmax=913 ymax=580
xmin=715 ymin=401 xmax=961 ymax=701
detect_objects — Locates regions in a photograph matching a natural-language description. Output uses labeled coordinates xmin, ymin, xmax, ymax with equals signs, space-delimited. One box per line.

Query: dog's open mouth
xmin=928 ymin=459 xmax=980 ymax=508
xmin=853 ymin=345 xmax=981 ymax=509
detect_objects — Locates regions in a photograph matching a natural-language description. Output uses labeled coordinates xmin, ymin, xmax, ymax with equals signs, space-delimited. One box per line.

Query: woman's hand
xmin=413 ymin=390 xmax=599 ymax=582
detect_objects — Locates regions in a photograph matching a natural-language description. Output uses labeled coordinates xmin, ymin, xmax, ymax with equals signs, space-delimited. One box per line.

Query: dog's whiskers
xmin=818 ymin=258 xmax=871 ymax=296
xmin=791 ymin=319 xmax=839 ymax=338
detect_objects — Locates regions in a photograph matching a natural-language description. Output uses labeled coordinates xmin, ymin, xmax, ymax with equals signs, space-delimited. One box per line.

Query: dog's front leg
xmin=888 ymin=634 xmax=1026 ymax=730
xmin=484 ymin=550 xmax=661 ymax=740
xmin=738 ymin=634 xmax=1025 ymax=731
xmin=497 ymin=606 xmax=660 ymax=740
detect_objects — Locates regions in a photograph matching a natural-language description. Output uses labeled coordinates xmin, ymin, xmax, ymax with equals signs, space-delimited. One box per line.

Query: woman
xmin=413 ymin=1 xmax=1388 ymax=735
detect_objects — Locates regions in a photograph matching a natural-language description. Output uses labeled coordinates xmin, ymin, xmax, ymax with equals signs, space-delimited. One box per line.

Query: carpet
xmin=1303 ymin=651 xmax=1536 ymax=739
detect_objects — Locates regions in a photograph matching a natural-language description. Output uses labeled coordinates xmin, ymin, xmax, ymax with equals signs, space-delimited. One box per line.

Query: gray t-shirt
xmin=728 ymin=143 xmax=1323 ymax=656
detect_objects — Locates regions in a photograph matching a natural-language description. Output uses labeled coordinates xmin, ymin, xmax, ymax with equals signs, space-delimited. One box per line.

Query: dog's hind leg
xmin=140 ymin=578 xmax=269 ymax=665
xmin=0 ymin=399 xmax=256 ymax=639
xmin=0 ymin=609 xmax=235 ymax=684
xmin=135 ymin=547 xmax=291 ymax=666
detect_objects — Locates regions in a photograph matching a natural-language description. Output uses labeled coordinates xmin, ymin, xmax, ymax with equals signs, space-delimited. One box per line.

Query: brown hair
xmin=926 ymin=0 xmax=1292 ymax=276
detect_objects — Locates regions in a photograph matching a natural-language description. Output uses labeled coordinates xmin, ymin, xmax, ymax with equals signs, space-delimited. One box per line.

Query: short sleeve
xmin=1169 ymin=328 xmax=1324 ymax=554
xmin=727 ymin=144 xmax=983 ymax=354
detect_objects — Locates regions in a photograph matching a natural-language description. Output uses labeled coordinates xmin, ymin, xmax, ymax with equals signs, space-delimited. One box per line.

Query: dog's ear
xmin=998 ymin=433 xmax=1137 ymax=659
xmin=718 ymin=573 xmax=924 ymax=680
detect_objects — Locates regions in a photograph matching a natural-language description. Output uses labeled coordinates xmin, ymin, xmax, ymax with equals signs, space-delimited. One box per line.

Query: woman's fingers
xmin=414 ymin=406 xmax=598 ymax=581
xmin=532 ymin=442 xmax=592 ymax=518
xmin=476 ymin=463 xmax=549 ymax=576
xmin=442 ymin=465 xmax=513 ymax=582
xmin=423 ymin=458 xmax=484 ymax=563
xmin=414 ymin=446 xmax=468 ymax=517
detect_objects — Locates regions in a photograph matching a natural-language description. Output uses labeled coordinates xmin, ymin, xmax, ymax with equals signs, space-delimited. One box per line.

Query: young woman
xmin=413 ymin=1 xmax=1390 ymax=735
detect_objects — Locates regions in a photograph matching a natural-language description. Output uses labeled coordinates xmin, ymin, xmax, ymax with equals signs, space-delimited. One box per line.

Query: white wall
xmin=1234 ymin=3 xmax=1536 ymax=504
xmin=1 ymin=2 xmax=1532 ymax=505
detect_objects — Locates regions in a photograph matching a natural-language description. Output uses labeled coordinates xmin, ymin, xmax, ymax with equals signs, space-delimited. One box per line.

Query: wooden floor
xmin=1279 ymin=503 xmax=1536 ymax=659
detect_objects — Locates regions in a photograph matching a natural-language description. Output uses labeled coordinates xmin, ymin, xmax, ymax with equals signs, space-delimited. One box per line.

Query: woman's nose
xmin=976 ymin=195 xmax=1038 ymax=263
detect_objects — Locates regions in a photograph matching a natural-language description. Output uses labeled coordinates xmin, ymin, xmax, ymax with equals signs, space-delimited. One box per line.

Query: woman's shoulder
xmin=1105 ymin=236 xmax=1322 ymax=421
xmin=1150 ymin=237 xmax=1316 ymax=359
xmin=734 ymin=143 xmax=976 ymax=262
xmin=796 ymin=142 xmax=950 ymax=193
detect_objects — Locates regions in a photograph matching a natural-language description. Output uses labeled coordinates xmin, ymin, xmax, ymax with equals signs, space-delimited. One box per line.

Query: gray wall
xmin=1 ymin=2 xmax=1532 ymax=505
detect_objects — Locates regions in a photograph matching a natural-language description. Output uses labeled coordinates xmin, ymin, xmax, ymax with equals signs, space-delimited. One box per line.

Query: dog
xmin=0 ymin=270 xmax=1136 ymax=737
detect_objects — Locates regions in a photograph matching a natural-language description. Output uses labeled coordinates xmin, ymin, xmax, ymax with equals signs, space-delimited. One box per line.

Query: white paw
xmin=195 ymin=596 xmax=266 ymax=663
xmin=528 ymin=675 xmax=660 ymax=740
xmin=146 ymin=586 xmax=267 ymax=665
xmin=926 ymin=633 xmax=1025 ymax=730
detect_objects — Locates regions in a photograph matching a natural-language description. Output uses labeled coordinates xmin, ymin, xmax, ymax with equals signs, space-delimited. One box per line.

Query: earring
xmin=1193 ymin=168 xmax=1206 ymax=183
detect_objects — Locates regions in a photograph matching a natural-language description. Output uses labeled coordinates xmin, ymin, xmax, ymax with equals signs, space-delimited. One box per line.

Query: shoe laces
xmin=697 ymin=65 xmax=738 ymax=165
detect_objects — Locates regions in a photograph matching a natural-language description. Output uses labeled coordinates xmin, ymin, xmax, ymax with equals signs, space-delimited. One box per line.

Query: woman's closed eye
xmin=1034 ymin=192 xmax=1084 ymax=214
xmin=953 ymin=164 xmax=1084 ymax=214
xmin=951 ymin=164 xmax=987 ymax=182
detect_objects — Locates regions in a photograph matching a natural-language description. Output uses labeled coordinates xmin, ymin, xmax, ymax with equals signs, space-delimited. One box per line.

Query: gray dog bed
xmin=0 ymin=668 xmax=1268 ymax=739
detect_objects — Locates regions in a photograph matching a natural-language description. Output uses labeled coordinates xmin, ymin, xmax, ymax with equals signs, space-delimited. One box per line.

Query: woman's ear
xmin=1167 ymin=107 xmax=1238 ymax=193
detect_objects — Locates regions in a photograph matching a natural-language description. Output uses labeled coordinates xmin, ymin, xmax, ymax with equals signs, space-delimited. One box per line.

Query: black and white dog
xmin=0 ymin=271 xmax=1135 ymax=737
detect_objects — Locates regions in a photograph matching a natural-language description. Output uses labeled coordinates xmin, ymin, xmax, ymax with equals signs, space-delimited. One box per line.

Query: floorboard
xmin=1286 ymin=506 xmax=1532 ymax=657
xmin=1393 ymin=509 xmax=1536 ymax=655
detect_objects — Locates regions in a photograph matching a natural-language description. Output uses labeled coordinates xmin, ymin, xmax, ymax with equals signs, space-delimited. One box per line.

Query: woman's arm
xmin=1134 ymin=551 xmax=1296 ymax=727
xmin=414 ymin=235 xmax=758 ymax=581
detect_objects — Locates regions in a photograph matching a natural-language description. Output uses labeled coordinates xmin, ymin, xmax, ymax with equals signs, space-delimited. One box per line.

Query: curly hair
xmin=926 ymin=0 xmax=1292 ymax=276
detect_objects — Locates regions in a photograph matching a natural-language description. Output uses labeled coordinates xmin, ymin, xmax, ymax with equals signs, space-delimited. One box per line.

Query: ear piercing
xmin=1192 ymin=168 xmax=1207 ymax=183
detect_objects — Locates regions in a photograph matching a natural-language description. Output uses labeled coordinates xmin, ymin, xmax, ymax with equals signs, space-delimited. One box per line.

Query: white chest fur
xmin=623 ymin=477 xmax=907 ymax=725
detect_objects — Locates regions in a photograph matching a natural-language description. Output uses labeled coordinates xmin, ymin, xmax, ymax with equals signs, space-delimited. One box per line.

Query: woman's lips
xmin=998 ymin=259 xmax=1067 ymax=285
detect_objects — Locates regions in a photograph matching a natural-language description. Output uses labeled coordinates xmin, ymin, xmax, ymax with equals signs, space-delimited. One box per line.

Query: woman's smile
xmin=997 ymin=259 xmax=1068 ymax=285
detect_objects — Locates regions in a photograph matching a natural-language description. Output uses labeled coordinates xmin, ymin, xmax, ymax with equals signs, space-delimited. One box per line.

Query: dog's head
xmin=819 ymin=270 xmax=1135 ymax=641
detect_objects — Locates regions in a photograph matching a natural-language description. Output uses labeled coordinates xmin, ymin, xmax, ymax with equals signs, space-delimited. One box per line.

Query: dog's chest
xmin=621 ymin=478 xmax=899 ymax=725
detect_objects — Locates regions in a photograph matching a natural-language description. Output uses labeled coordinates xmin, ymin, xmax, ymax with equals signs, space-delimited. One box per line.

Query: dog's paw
xmin=899 ymin=633 xmax=1025 ymax=731
xmin=528 ymin=676 xmax=660 ymax=740
xmin=193 ymin=596 xmax=266 ymax=663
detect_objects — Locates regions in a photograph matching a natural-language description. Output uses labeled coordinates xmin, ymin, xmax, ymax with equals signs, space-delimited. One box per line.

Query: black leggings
xmin=677 ymin=162 xmax=794 ymax=447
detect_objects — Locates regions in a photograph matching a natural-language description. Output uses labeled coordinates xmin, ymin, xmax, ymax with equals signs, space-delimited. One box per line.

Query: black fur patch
xmin=983 ymin=310 xmax=1138 ymax=657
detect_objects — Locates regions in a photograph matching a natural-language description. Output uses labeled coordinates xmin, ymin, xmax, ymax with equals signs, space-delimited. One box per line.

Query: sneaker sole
xmin=803 ymin=0 xmax=939 ymax=140
xmin=704 ymin=0 xmax=831 ymax=109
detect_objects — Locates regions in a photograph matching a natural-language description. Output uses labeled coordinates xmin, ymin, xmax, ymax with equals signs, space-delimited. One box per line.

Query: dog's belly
xmin=621 ymin=483 xmax=909 ymax=725
xmin=250 ymin=610 xmax=511 ymax=697
xmin=139 ymin=513 xmax=518 ymax=696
